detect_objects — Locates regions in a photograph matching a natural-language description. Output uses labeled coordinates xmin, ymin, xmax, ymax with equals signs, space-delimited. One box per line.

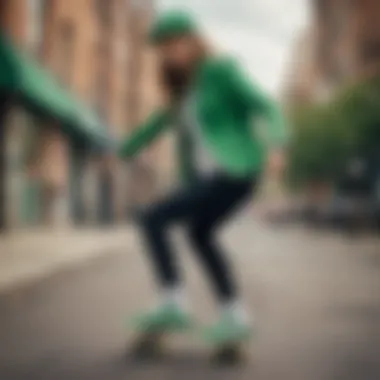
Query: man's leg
xmin=187 ymin=175 xmax=255 ymax=302
xmin=139 ymin=183 xmax=207 ymax=288
xmin=132 ymin=179 xmax=223 ymax=332
xmin=187 ymin=174 xmax=258 ymax=343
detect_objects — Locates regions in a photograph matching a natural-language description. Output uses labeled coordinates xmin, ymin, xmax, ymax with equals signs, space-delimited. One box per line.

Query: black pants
xmin=139 ymin=172 xmax=257 ymax=302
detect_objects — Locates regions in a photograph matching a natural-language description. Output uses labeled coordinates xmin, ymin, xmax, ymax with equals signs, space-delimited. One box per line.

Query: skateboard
xmin=129 ymin=329 xmax=248 ymax=365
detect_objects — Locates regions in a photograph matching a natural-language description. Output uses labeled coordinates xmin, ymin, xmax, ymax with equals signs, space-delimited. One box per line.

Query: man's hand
xmin=98 ymin=154 xmax=118 ymax=171
xmin=267 ymin=148 xmax=287 ymax=179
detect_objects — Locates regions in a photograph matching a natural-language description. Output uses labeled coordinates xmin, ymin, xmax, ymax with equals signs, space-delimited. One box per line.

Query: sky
xmin=158 ymin=0 xmax=310 ymax=96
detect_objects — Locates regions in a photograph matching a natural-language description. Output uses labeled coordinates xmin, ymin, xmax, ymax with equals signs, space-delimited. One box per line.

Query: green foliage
xmin=287 ymin=77 xmax=380 ymax=189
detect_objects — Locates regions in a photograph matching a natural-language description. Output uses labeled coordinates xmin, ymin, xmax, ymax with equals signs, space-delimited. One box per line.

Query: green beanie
xmin=149 ymin=10 xmax=198 ymax=44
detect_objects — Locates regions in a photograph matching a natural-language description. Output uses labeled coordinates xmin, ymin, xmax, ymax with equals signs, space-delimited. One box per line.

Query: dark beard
xmin=161 ymin=64 xmax=193 ymax=104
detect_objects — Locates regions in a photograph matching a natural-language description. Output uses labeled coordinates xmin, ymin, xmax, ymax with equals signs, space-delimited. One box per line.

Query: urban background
xmin=0 ymin=0 xmax=379 ymax=233
xmin=0 ymin=0 xmax=174 ymax=231
xmin=283 ymin=0 xmax=380 ymax=227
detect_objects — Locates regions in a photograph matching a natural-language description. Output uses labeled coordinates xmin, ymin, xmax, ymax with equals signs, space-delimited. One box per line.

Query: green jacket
xmin=119 ymin=56 xmax=288 ymax=182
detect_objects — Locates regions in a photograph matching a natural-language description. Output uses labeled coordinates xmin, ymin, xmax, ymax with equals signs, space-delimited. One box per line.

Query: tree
xmin=287 ymin=76 xmax=380 ymax=190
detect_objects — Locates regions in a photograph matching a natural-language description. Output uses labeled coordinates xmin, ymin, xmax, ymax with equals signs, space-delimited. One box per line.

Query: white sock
xmin=158 ymin=285 xmax=187 ymax=310
xmin=220 ymin=300 xmax=251 ymax=324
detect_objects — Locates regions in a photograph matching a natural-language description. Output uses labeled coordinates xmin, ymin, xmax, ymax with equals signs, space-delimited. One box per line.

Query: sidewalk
xmin=0 ymin=226 xmax=134 ymax=295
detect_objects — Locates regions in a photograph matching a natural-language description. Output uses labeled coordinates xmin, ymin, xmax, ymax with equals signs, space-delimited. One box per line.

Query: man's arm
xmin=118 ymin=108 xmax=172 ymax=159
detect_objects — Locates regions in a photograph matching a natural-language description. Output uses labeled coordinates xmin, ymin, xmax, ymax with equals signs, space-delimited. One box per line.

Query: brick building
xmin=0 ymin=0 xmax=162 ymax=229
xmin=125 ymin=1 xmax=175 ymax=206
xmin=285 ymin=0 xmax=380 ymax=106
xmin=282 ymin=28 xmax=319 ymax=106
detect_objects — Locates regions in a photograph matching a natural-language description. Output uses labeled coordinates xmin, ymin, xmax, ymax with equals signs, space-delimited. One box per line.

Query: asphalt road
xmin=0 ymin=218 xmax=379 ymax=380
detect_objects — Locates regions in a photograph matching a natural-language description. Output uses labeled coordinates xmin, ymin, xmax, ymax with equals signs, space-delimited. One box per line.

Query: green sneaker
xmin=202 ymin=314 xmax=252 ymax=346
xmin=131 ymin=304 xmax=193 ymax=334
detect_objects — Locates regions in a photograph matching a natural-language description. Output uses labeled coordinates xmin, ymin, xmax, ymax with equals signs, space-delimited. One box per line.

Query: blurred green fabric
xmin=0 ymin=32 xmax=109 ymax=147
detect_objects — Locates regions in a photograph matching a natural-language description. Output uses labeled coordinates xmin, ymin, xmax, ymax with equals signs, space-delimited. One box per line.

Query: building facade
xmin=0 ymin=0 xmax=162 ymax=229
xmin=124 ymin=0 xmax=174 ymax=207
xmin=285 ymin=0 xmax=380 ymax=106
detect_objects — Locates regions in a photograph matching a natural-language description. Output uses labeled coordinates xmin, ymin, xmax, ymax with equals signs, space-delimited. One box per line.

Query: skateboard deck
xmin=129 ymin=329 xmax=249 ymax=365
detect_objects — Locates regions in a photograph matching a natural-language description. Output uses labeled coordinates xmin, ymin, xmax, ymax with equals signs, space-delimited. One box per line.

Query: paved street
xmin=0 ymin=217 xmax=379 ymax=380
xmin=0 ymin=227 xmax=131 ymax=294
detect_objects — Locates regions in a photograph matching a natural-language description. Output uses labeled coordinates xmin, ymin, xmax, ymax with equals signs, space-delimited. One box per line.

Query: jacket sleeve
xmin=118 ymin=108 xmax=172 ymax=159
xmin=222 ymin=58 xmax=289 ymax=147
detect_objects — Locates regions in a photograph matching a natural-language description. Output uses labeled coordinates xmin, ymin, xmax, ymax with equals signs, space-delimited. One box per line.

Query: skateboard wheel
xmin=130 ymin=332 xmax=166 ymax=359
xmin=212 ymin=344 xmax=247 ymax=365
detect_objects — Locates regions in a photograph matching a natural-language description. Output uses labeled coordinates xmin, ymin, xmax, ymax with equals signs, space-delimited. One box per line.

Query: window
xmin=361 ymin=39 xmax=380 ymax=64
xmin=55 ymin=20 xmax=75 ymax=87
xmin=95 ymin=0 xmax=112 ymax=28
xmin=314 ymin=0 xmax=329 ymax=21
xmin=27 ymin=0 xmax=48 ymax=55
xmin=131 ymin=0 xmax=153 ymax=9
xmin=93 ymin=41 xmax=109 ymax=122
